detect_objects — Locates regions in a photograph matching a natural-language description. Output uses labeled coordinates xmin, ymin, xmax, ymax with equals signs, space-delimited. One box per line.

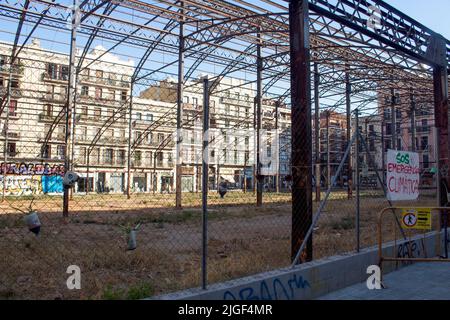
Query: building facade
xmin=0 ymin=40 xmax=291 ymax=196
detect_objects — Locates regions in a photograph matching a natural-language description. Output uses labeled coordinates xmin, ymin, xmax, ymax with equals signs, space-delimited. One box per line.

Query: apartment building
xmin=140 ymin=76 xmax=292 ymax=192
xmin=0 ymin=40 xmax=291 ymax=196
xmin=379 ymin=92 xmax=436 ymax=187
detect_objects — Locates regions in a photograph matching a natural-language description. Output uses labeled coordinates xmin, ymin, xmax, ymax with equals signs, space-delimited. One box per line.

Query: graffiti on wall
xmin=0 ymin=162 xmax=65 ymax=176
xmin=0 ymin=162 xmax=65 ymax=195
xmin=0 ymin=175 xmax=42 ymax=196
xmin=223 ymin=274 xmax=310 ymax=300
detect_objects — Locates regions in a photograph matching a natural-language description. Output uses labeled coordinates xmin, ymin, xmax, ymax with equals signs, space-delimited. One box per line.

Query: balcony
xmin=0 ymin=87 xmax=23 ymax=98
xmin=41 ymin=72 xmax=68 ymax=82
xmin=7 ymin=132 xmax=20 ymax=140
xmin=41 ymin=92 xmax=67 ymax=102
xmin=39 ymin=113 xmax=56 ymax=122
xmin=79 ymin=75 xmax=129 ymax=89
xmin=220 ymin=96 xmax=251 ymax=107
xmin=0 ymin=63 xmax=24 ymax=76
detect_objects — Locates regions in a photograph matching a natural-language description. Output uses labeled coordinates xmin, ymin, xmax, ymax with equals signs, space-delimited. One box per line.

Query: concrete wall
xmin=153 ymin=230 xmax=449 ymax=300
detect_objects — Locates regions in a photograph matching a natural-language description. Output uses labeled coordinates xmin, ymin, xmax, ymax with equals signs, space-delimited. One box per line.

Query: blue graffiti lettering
xmin=223 ymin=274 xmax=310 ymax=300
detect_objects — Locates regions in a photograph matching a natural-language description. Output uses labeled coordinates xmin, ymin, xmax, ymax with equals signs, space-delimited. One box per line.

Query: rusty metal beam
xmin=289 ymin=0 xmax=313 ymax=263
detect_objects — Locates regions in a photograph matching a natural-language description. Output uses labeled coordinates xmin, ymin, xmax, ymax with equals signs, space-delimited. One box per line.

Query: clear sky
xmin=386 ymin=0 xmax=450 ymax=39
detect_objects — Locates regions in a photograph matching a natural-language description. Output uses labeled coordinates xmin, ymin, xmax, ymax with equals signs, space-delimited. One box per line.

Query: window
xmin=8 ymin=100 xmax=17 ymax=117
xmin=245 ymin=150 xmax=250 ymax=163
xmin=94 ymin=107 xmax=102 ymax=120
xmin=385 ymin=139 xmax=391 ymax=151
xmin=192 ymin=97 xmax=198 ymax=107
xmin=47 ymin=63 xmax=58 ymax=79
xmin=80 ymin=126 xmax=87 ymax=140
xmin=136 ymin=112 xmax=142 ymax=121
xmin=121 ymin=90 xmax=127 ymax=101
xmin=81 ymin=106 xmax=88 ymax=116
xmin=42 ymin=144 xmax=51 ymax=159
xmin=158 ymin=133 xmax=164 ymax=143
xmin=60 ymin=65 xmax=69 ymax=81
xmin=134 ymin=151 xmax=142 ymax=167
xmin=117 ymin=150 xmax=126 ymax=165
xmin=135 ymin=131 xmax=142 ymax=142
xmin=157 ymin=152 xmax=164 ymax=167
xmin=108 ymin=73 xmax=117 ymax=86
xmin=57 ymin=145 xmax=66 ymax=160
xmin=420 ymin=136 xmax=428 ymax=151
xmin=108 ymin=89 xmax=115 ymax=100
xmin=385 ymin=123 xmax=392 ymax=135
xmin=146 ymin=151 xmax=153 ymax=166
xmin=11 ymin=80 xmax=19 ymax=88
xmin=423 ymin=154 xmax=430 ymax=169
xmin=78 ymin=147 xmax=86 ymax=164
xmin=7 ymin=143 xmax=16 ymax=157
xmin=210 ymin=100 xmax=216 ymax=113
xmin=0 ymin=55 xmax=6 ymax=69
xmin=81 ymin=86 xmax=89 ymax=96
xmin=95 ymin=87 xmax=103 ymax=99
xmin=147 ymin=132 xmax=153 ymax=144
xmin=369 ymin=139 xmax=375 ymax=152
xmin=96 ymin=70 xmax=103 ymax=80
xmin=183 ymin=96 xmax=189 ymax=104
xmin=103 ymin=148 xmax=113 ymax=165
xmin=146 ymin=113 xmax=153 ymax=122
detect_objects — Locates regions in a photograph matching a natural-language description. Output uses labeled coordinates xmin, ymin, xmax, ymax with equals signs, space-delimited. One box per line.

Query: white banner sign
xmin=386 ymin=150 xmax=420 ymax=201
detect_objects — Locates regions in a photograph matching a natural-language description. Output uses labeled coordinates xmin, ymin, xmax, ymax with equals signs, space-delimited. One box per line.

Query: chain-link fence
xmin=0 ymin=0 xmax=447 ymax=300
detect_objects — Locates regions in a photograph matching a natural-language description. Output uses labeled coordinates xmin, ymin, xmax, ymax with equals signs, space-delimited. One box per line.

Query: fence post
xmin=355 ymin=109 xmax=360 ymax=252
xmin=201 ymin=77 xmax=210 ymax=290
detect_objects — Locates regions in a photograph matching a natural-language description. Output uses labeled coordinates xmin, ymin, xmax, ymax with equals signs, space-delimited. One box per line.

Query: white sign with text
xmin=386 ymin=150 xmax=420 ymax=201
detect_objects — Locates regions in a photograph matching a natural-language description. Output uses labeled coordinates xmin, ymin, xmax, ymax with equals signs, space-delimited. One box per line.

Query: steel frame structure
xmin=0 ymin=0 xmax=448 ymax=263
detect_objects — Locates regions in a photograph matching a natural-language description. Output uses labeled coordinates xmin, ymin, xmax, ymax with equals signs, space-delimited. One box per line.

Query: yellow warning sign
xmin=401 ymin=208 xmax=432 ymax=230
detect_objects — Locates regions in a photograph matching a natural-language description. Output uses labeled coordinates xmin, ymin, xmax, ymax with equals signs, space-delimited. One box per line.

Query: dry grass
xmin=0 ymin=189 xmax=438 ymax=299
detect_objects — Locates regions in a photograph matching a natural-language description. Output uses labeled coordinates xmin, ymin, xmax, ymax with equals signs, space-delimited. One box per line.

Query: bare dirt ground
xmin=0 ymin=190 xmax=438 ymax=299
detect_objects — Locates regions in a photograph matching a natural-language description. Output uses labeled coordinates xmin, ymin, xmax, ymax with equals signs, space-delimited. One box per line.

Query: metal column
xmin=126 ymin=83 xmax=134 ymax=199
xmin=410 ymin=90 xmax=416 ymax=152
xmin=314 ymin=63 xmax=321 ymax=202
xmin=391 ymin=87 xmax=397 ymax=151
xmin=256 ymin=31 xmax=263 ymax=207
xmin=275 ymin=100 xmax=280 ymax=194
xmin=63 ymin=0 xmax=79 ymax=217
xmin=175 ymin=2 xmax=185 ymax=209
xmin=201 ymin=77 xmax=210 ymax=290
xmin=355 ymin=109 xmax=360 ymax=252
xmin=433 ymin=65 xmax=449 ymax=207
xmin=326 ymin=110 xmax=331 ymax=189
xmin=289 ymin=0 xmax=313 ymax=263
xmin=345 ymin=70 xmax=352 ymax=199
